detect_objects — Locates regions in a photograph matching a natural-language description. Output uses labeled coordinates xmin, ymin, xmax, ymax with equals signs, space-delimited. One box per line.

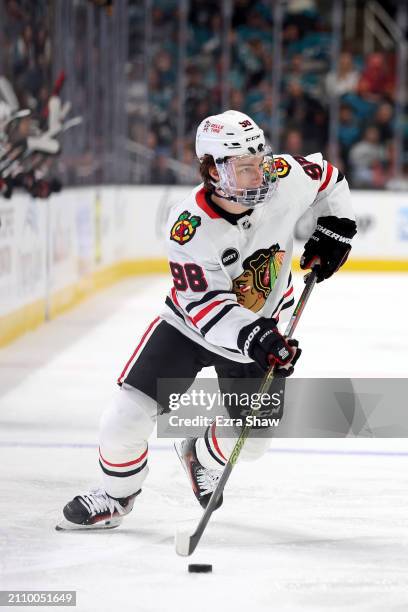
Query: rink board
xmin=0 ymin=186 xmax=407 ymax=346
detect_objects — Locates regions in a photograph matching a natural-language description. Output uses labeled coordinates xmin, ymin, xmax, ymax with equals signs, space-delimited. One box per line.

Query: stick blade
xmin=175 ymin=529 xmax=200 ymax=557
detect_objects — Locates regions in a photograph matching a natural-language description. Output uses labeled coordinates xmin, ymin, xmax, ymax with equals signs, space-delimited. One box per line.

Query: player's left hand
xmin=300 ymin=215 xmax=357 ymax=283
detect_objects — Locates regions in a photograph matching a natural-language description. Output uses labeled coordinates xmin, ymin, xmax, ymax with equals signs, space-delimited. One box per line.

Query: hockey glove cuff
xmin=300 ymin=216 xmax=357 ymax=282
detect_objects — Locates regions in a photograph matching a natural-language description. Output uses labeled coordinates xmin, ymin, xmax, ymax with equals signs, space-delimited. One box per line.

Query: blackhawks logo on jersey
xmin=170 ymin=211 xmax=201 ymax=245
xmin=232 ymin=244 xmax=285 ymax=312
xmin=273 ymin=156 xmax=291 ymax=178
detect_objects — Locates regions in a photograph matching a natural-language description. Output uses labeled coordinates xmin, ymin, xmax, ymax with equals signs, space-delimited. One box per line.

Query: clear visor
xmin=214 ymin=146 xmax=278 ymax=208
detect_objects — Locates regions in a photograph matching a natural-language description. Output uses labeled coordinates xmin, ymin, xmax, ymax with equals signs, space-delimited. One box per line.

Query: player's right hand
xmin=237 ymin=317 xmax=301 ymax=375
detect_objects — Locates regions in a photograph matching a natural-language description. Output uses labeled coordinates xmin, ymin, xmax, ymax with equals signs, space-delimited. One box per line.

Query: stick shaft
xmin=177 ymin=270 xmax=318 ymax=555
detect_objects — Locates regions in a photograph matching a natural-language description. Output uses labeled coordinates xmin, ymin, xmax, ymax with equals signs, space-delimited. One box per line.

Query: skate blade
xmin=55 ymin=517 xmax=122 ymax=531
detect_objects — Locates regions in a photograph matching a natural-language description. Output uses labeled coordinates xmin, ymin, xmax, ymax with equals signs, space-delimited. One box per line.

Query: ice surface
xmin=1 ymin=273 xmax=408 ymax=612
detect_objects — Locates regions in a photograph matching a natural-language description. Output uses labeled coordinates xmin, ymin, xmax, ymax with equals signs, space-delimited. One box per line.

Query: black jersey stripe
xmin=271 ymin=295 xmax=285 ymax=317
xmin=99 ymin=459 xmax=148 ymax=478
xmin=166 ymin=295 xmax=241 ymax=355
xmin=336 ymin=170 xmax=344 ymax=183
xmin=200 ymin=303 xmax=240 ymax=337
xmin=185 ymin=290 xmax=236 ymax=314
xmin=271 ymin=287 xmax=294 ymax=317
xmin=280 ymin=297 xmax=295 ymax=311
xmin=165 ymin=296 xmax=184 ymax=319
xmin=220 ymin=345 xmax=241 ymax=354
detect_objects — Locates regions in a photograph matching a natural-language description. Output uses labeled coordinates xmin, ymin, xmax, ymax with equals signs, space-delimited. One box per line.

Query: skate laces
xmin=196 ymin=468 xmax=221 ymax=496
xmin=78 ymin=488 xmax=127 ymax=518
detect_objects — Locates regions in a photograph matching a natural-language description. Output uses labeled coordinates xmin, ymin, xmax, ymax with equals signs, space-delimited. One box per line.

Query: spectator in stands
xmin=372 ymin=102 xmax=394 ymax=145
xmin=248 ymin=90 xmax=274 ymax=131
xmin=238 ymin=37 xmax=269 ymax=89
xmin=229 ymin=88 xmax=245 ymax=113
xmin=338 ymin=104 xmax=361 ymax=171
xmin=201 ymin=13 xmax=222 ymax=56
xmin=284 ymin=79 xmax=327 ymax=151
xmin=325 ymin=51 xmax=359 ymax=98
xmin=12 ymin=24 xmax=35 ymax=78
xmin=349 ymin=125 xmax=387 ymax=188
xmin=285 ymin=0 xmax=318 ymax=30
xmin=342 ymin=78 xmax=379 ymax=123
xmin=153 ymin=50 xmax=176 ymax=91
xmin=359 ymin=52 xmax=395 ymax=101
xmin=285 ymin=53 xmax=319 ymax=97
xmin=283 ymin=128 xmax=304 ymax=156
xmin=282 ymin=22 xmax=304 ymax=59
xmin=284 ymin=80 xmax=316 ymax=127
xmin=154 ymin=152 xmax=177 ymax=185
xmin=185 ymin=66 xmax=210 ymax=116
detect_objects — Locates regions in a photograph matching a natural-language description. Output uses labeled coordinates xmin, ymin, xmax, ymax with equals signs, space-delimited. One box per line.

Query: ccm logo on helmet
xmin=246 ymin=134 xmax=260 ymax=142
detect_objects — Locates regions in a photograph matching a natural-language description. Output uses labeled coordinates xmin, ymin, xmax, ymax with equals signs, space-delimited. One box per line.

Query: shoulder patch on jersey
xmin=170 ymin=211 xmax=201 ymax=245
xmin=273 ymin=156 xmax=291 ymax=178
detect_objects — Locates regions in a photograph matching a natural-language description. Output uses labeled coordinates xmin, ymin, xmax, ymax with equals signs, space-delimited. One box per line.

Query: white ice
xmin=1 ymin=272 xmax=408 ymax=612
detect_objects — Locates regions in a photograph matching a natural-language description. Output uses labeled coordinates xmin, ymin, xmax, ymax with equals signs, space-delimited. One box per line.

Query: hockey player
xmin=57 ymin=110 xmax=357 ymax=530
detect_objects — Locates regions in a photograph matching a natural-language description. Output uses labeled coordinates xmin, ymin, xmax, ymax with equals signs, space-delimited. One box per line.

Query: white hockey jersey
xmin=160 ymin=153 xmax=355 ymax=363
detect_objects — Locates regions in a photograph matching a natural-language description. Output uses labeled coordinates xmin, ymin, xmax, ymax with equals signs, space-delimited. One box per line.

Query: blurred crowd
xmin=128 ymin=0 xmax=407 ymax=189
xmin=0 ymin=0 xmax=52 ymax=119
xmin=0 ymin=0 xmax=406 ymax=191
xmin=0 ymin=0 xmax=81 ymax=199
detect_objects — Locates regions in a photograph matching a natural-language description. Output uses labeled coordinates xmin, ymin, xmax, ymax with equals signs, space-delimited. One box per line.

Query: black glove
xmin=237 ymin=317 xmax=301 ymax=376
xmin=300 ymin=216 xmax=357 ymax=283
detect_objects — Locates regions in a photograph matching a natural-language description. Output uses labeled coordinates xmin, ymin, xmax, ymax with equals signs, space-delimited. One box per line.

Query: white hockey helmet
xmin=195 ymin=110 xmax=278 ymax=208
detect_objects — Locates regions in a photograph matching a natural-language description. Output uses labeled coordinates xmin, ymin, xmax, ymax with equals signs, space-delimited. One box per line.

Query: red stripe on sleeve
xmin=318 ymin=163 xmax=334 ymax=192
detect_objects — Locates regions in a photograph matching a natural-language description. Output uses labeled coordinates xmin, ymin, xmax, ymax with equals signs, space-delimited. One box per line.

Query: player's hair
xmin=199 ymin=154 xmax=216 ymax=192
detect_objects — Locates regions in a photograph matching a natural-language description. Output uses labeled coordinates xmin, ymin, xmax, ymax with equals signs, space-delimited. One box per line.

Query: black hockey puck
xmin=188 ymin=564 xmax=212 ymax=573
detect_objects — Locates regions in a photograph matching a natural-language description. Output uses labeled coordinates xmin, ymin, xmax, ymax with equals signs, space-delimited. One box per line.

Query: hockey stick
xmin=175 ymin=268 xmax=318 ymax=556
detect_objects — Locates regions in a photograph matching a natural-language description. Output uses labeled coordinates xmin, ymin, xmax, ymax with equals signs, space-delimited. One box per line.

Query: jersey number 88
xmin=170 ymin=262 xmax=208 ymax=292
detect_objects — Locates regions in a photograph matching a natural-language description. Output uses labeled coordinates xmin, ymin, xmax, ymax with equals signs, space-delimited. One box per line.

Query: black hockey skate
xmin=56 ymin=487 xmax=140 ymax=531
xmin=174 ymin=438 xmax=223 ymax=510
